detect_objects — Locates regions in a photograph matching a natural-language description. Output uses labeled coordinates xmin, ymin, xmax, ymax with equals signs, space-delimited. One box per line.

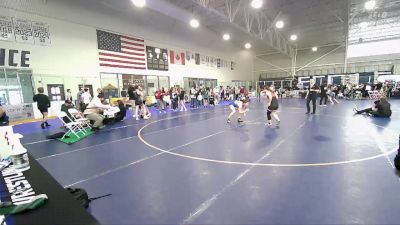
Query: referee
xmin=306 ymin=79 xmax=320 ymax=114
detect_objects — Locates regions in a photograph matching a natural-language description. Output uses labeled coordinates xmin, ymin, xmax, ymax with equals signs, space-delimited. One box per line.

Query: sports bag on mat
xmin=66 ymin=187 xmax=111 ymax=208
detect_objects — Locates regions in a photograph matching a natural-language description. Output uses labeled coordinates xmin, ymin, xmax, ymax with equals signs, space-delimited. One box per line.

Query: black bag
xmin=394 ymin=136 xmax=400 ymax=171
xmin=46 ymin=132 xmax=68 ymax=139
xmin=395 ymin=154 xmax=400 ymax=171
xmin=67 ymin=187 xmax=112 ymax=209
xmin=67 ymin=188 xmax=90 ymax=208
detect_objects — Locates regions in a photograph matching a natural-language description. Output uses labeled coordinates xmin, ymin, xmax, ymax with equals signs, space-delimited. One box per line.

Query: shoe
xmin=305 ymin=112 xmax=310 ymax=114
xmin=237 ymin=118 xmax=244 ymax=123
xmin=41 ymin=123 xmax=45 ymax=129
xmin=311 ymin=112 xmax=316 ymax=115
xmin=45 ymin=122 xmax=51 ymax=127
xmin=136 ymin=117 xmax=139 ymax=121
xmin=323 ymin=105 xmax=327 ymax=106
xmin=227 ymin=119 xmax=231 ymax=123
xmin=276 ymin=121 xmax=281 ymax=128
xmin=265 ymin=122 xmax=272 ymax=127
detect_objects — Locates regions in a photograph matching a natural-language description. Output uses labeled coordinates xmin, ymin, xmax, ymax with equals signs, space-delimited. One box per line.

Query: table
xmin=103 ymin=106 xmax=120 ymax=118
xmin=0 ymin=154 xmax=100 ymax=225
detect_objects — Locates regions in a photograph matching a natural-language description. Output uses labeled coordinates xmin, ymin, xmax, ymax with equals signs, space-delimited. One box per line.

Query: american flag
xmin=97 ymin=30 xmax=146 ymax=70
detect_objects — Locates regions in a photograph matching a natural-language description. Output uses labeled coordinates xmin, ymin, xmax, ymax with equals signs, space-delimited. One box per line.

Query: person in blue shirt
xmin=227 ymin=98 xmax=248 ymax=123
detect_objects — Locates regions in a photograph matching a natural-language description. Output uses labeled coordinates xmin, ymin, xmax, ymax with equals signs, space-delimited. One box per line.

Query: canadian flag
xmin=170 ymin=50 xmax=185 ymax=65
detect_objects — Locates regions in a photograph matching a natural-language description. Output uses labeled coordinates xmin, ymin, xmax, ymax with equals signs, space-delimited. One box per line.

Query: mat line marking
xmin=180 ymin=122 xmax=306 ymax=225
xmin=36 ymin=112 xmax=224 ymax=161
xmin=63 ymin=117 xmax=263 ymax=188
xmin=138 ymin=111 xmax=398 ymax=167
xmin=368 ymin=127 xmax=400 ymax=183
xmin=23 ymin=110 xmax=217 ymax=146
xmin=64 ymin=115 xmax=265 ymax=187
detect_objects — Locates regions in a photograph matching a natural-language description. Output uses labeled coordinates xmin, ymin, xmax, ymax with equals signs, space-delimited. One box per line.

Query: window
xmin=47 ymin=84 xmax=65 ymax=101
xmin=0 ymin=68 xmax=34 ymax=105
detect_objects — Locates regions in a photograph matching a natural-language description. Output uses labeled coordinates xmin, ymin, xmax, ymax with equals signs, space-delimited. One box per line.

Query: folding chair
xmin=57 ymin=112 xmax=87 ymax=139
xmin=68 ymin=108 xmax=91 ymax=128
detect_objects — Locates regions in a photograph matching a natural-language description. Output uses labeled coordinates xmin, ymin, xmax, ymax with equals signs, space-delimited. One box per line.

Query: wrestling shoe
xmin=227 ymin=119 xmax=231 ymax=123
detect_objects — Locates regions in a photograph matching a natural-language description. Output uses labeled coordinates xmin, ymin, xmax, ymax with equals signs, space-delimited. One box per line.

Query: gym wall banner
xmin=4 ymin=104 xmax=34 ymax=121
xmin=0 ymin=16 xmax=14 ymax=42
xmin=0 ymin=16 xmax=50 ymax=46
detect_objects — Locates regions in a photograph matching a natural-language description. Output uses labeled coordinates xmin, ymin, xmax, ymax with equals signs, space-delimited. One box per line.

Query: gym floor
xmin=17 ymin=98 xmax=400 ymax=224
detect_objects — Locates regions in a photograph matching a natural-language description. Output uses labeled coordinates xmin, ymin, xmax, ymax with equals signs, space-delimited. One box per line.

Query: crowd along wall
xmin=0 ymin=0 xmax=254 ymax=119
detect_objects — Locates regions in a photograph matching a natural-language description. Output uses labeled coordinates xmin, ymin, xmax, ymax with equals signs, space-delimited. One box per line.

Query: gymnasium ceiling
xmin=52 ymin=0 xmax=400 ymax=56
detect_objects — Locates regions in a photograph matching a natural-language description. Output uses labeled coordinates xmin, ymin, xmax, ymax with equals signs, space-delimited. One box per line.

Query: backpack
xmin=66 ymin=187 xmax=111 ymax=209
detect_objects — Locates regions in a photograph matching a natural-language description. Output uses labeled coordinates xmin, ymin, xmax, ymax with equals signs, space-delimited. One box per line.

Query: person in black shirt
xmin=319 ymin=82 xmax=328 ymax=106
xmin=178 ymin=88 xmax=187 ymax=111
xmin=306 ymin=80 xmax=319 ymax=114
xmin=33 ymin=87 xmax=51 ymax=129
xmin=115 ymin=100 xmax=127 ymax=122
xmin=60 ymin=100 xmax=75 ymax=123
xmin=128 ymin=85 xmax=138 ymax=119
xmin=354 ymin=95 xmax=392 ymax=118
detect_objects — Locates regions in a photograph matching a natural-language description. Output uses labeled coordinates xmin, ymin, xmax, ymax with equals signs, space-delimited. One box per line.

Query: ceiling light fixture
xmin=250 ymin=0 xmax=263 ymax=9
xmin=245 ymin=43 xmax=252 ymax=49
xmin=359 ymin=21 xmax=368 ymax=28
xmin=223 ymin=34 xmax=231 ymax=40
xmin=131 ymin=0 xmax=146 ymax=8
xmin=312 ymin=47 xmax=318 ymax=52
xmin=190 ymin=19 xmax=199 ymax=28
xmin=275 ymin=20 xmax=284 ymax=29
xmin=290 ymin=34 xmax=297 ymax=41
xmin=364 ymin=0 xmax=376 ymax=10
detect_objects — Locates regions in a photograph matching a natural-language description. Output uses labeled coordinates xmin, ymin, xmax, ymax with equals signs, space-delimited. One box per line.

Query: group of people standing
xmin=155 ymin=87 xmax=188 ymax=113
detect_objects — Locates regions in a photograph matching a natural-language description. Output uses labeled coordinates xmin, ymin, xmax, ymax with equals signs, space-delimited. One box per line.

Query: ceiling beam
xmin=192 ymin=0 xmax=294 ymax=57
xmin=296 ymin=45 xmax=343 ymax=72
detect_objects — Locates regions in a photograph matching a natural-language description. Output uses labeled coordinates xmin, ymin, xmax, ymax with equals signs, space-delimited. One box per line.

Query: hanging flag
xmin=186 ymin=51 xmax=191 ymax=61
xmin=200 ymin=55 xmax=206 ymax=65
xmin=231 ymin=61 xmax=236 ymax=70
xmin=195 ymin=53 xmax=200 ymax=65
xmin=96 ymin=30 xmax=146 ymax=70
xmin=169 ymin=50 xmax=185 ymax=65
